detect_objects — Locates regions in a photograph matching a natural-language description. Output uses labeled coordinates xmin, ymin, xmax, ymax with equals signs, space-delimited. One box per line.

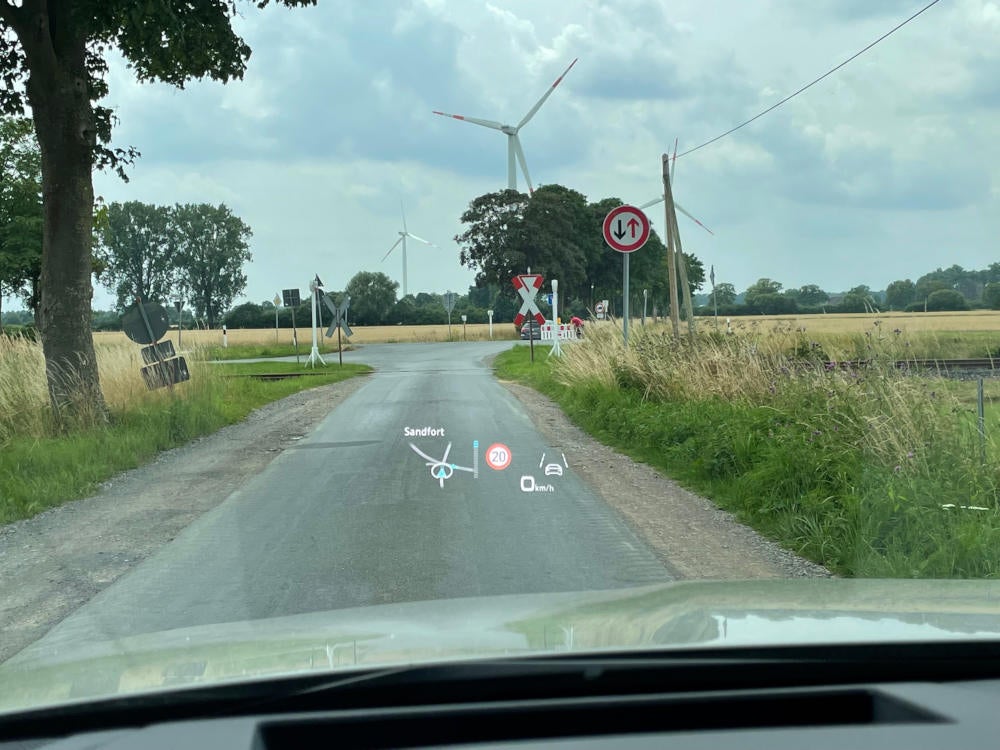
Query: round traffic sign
xmin=602 ymin=205 xmax=650 ymax=253
xmin=485 ymin=443 xmax=512 ymax=471
xmin=594 ymin=302 xmax=605 ymax=313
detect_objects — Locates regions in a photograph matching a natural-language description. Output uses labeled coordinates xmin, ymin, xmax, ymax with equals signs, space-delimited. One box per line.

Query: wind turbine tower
xmin=381 ymin=202 xmax=435 ymax=298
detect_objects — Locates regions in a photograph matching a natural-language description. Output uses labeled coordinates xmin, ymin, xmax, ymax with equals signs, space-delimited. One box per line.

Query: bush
xmin=925 ymin=289 xmax=968 ymax=311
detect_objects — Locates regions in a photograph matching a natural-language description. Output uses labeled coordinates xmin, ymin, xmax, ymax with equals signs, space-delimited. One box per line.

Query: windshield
xmin=2 ymin=0 xmax=999 ymax=716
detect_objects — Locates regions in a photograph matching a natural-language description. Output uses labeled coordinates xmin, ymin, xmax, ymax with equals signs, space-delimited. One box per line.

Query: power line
xmin=675 ymin=0 xmax=943 ymax=161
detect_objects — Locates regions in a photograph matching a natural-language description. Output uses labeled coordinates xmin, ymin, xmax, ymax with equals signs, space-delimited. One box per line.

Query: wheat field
xmin=92 ymin=322 xmax=519 ymax=349
xmin=695 ymin=310 xmax=1000 ymax=334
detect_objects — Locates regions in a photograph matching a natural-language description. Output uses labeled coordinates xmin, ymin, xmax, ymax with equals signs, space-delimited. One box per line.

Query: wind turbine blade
xmin=675 ymin=202 xmax=714 ymax=235
xmin=639 ymin=197 xmax=664 ymax=210
xmin=405 ymin=232 xmax=435 ymax=246
xmin=513 ymin=136 xmax=534 ymax=194
xmin=380 ymin=237 xmax=403 ymax=262
xmin=514 ymin=135 xmax=535 ymax=195
xmin=432 ymin=111 xmax=505 ymax=130
xmin=401 ymin=200 xmax=407 ymax=232
xmin=516 ymin=57 xmax=578 ymax=130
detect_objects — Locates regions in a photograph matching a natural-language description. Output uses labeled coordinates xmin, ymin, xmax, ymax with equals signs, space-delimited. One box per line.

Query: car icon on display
xmin=544 ymin=464 xmax=564 ymax=477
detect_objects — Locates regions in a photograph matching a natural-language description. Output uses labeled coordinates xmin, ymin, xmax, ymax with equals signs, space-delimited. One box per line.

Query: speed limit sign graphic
xmin=485 ymin=443 xmax=512 ymax=471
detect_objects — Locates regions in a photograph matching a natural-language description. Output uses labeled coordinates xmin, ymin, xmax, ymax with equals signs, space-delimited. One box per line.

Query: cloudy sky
xmin=83 ymin=0 xmax=1000 ymax=308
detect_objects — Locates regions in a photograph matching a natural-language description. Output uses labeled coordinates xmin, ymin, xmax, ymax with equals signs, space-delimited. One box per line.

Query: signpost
xmin=602 ymin=205 xmax=650 ymax=346
xmin=513 ymin=273 xmax=545 ymax=363
xmin=487 ymin=309 xmax=494 ymax=339
xmin=174 ymin=300 xmax=183 ymax=349
xmin=461 ymin=313 xmax=467 ymax=340
xmin=443 ymin=291 xmax=457 ymax=338
xmin=549 ymin=279 xmax=562 ymax=358
xmin=282 ymin=288 xmax=301 ymax=364
xmin=273 ymin=294 xmax=281 ymax=342
xmin=322 ymin=293 xmax=352 ymax=366
xmin=306 ymin=275 xmax=326 ymax=368
xmin=121 ymin=298 xmax=190 ymax=390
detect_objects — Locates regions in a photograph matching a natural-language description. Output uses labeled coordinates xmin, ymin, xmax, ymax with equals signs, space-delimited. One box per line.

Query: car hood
xmin=2 ymin=578 xmax=1000 ymax=714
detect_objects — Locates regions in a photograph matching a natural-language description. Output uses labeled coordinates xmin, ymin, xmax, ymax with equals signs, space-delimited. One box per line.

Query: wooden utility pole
xmin=670 ymin=195 xmax=697 ymax=337
xmin=662 ymin=154 xmax=681 ymax=337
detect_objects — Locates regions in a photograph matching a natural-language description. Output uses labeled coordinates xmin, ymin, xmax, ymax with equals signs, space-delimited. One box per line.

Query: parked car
xmin=519 ymin=320 xmax=543 ymax=340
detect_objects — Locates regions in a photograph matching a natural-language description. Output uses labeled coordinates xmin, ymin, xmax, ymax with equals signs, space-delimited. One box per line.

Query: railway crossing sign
xmin=323 ymin=294 xmax=352 ymax=339
xmin=513 ymin=274 xmax=546 ymax=327
xmin=323 ymin=293 xmax=351 ymax=366
xmin=602 ymin=205 xmax=650 ymax=253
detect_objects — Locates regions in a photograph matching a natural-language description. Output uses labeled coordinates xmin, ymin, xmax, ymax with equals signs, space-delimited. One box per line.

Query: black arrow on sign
xmin=613 ymin=218 xmax=627 ymax=240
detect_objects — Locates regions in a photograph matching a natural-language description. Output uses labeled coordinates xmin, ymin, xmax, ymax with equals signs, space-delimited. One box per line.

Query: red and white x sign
xmin=512 ymin=274 xmax=546 ymax=327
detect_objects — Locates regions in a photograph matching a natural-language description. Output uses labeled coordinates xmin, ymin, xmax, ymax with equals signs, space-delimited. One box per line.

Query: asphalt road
xmin=18 ymin=342 xmax=670 ymax=651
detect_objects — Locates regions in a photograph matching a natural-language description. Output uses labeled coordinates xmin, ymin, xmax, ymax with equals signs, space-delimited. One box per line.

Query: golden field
xmin=700 ymin=310 xmax=1000 ymax=334
xmin=86 ymin=310 xmax=1000 ymax=351
xmin=91 ymin=322 xmax=520 ymax=349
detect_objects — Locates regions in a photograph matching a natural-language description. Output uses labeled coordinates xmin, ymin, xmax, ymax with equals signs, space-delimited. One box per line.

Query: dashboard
xmin=4 ymin=642 xmax=1000 ymax=749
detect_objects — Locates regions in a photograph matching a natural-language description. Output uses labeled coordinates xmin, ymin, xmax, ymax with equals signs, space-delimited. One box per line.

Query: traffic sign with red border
xmin=602 ymin=205 xmax=650 ymax=253
xmin=485 ymin=442 xmax=512 ymax=471
xmin=512 ymin=274 xmax=546 ymax=327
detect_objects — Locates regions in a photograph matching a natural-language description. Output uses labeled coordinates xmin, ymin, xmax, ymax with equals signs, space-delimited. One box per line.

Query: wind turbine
xmin=432 ymin=58 xmax=578 ymax=194
xmin=381 ymin=202 xmax=435 ymax=298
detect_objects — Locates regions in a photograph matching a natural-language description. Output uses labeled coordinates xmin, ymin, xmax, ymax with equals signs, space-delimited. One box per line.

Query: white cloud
xmin=77 ymin=0 xmax=1000 ymax=312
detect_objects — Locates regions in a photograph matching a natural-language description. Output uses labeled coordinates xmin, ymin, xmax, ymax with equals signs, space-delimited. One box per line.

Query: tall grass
xmin=499 ymin=322 xmax=1000 ymax=578
xmin=0 ymin=332 xmax=368 ymax=523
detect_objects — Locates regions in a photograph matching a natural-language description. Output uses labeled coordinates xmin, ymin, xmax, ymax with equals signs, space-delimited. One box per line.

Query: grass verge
xmin=197 ymin=343 xmax=352 ymax=361
xmin=495 ymin=331 xmax=1000 ymax=578
xmin=0 ymin=358 xmax=370 ymax=525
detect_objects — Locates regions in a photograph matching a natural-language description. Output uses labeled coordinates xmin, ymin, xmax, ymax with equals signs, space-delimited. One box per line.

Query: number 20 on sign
xmin=486 ymin=443 xmax=512 ymax=471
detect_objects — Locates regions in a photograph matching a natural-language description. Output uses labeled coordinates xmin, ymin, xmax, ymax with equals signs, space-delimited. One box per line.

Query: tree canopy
xmin=456 ymin=185 xmax=704 ymax=319
xmin=0 ymin=0 xmax=315 ymax=418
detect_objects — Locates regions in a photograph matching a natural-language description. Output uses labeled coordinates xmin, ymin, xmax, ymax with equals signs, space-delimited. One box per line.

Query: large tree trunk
xmin=21 ymin=8 xmax=107 ymax=423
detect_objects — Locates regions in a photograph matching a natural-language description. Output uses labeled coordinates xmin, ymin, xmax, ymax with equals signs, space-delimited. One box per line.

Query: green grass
xmin=0 ymin=363 xmax=371 ymax=524
xmin=197 ymin=342 xmax=351 ymax=360
xmin=495 ymin=345 xmax=1000 ymax=578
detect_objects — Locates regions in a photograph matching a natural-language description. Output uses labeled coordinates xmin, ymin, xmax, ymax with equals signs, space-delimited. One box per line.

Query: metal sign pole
xmin=622 ymin=253 xmax=630 ymax=347
xmin=291 ymin=307 xmax=299 ymax=364
xmin=338 ymin=324 xmax=343 ymax=366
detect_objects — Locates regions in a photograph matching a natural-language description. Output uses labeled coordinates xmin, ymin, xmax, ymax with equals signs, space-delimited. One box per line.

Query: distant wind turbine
xmin=381 ymin=202 xmax=435 ymax=298
xmin=639 ymin=145 xmax=714 ymax=235
xmin=432 ymin=58 xmax=578 ymax=194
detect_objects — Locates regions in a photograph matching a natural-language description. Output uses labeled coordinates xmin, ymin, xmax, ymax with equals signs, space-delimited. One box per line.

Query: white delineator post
xmin=222 ymin=325 xmax=228 ymax=348
xmin=549 ymin=279 xmax=562 ymax=357
xmin=488 ymin=309 xmax=494 ymax=340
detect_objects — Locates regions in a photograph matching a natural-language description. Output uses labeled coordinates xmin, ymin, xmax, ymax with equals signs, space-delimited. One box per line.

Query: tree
xmin=743 ymin=278 xmax=783 ymax=308
xmin=795 ymin=284 xmax=829 ymax=306
xmin=224 ymin=302 xmax=266 ymax=329
xmin=0 ymin=116 xmax=42 ymax=316
xmin=0 ymin=0 xmax=314 ymax=419
xmin=456 ymin=190 xmax=530 ymax=290
xmin=171 ymin=204 xmax=252 ymax=328
xmin=925 ymin=288 xmax=968 ymax=311
xmin=708 ymin=282 xmax=737 ymax=307
xmin=983 ymin=283 xmax=1000 ymax=311
xmin=345 ymin=271 xmax=399 ymax=326
xmin=914 ymin=276 xmax=951 ymax=303
xmin=839 ymin=293 xmax=868 ymax=313
xmin=96 ymin=201 xmax=175 ymax=310
xmin=885 ymin=279 xmax=916 ymax=310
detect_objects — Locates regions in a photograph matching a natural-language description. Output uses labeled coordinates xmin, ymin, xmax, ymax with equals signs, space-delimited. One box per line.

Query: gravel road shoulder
xmin=496 ymin=378 xmax=830 ymax=581
xmin=0 ymin=376 xmax=370 ymax=663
